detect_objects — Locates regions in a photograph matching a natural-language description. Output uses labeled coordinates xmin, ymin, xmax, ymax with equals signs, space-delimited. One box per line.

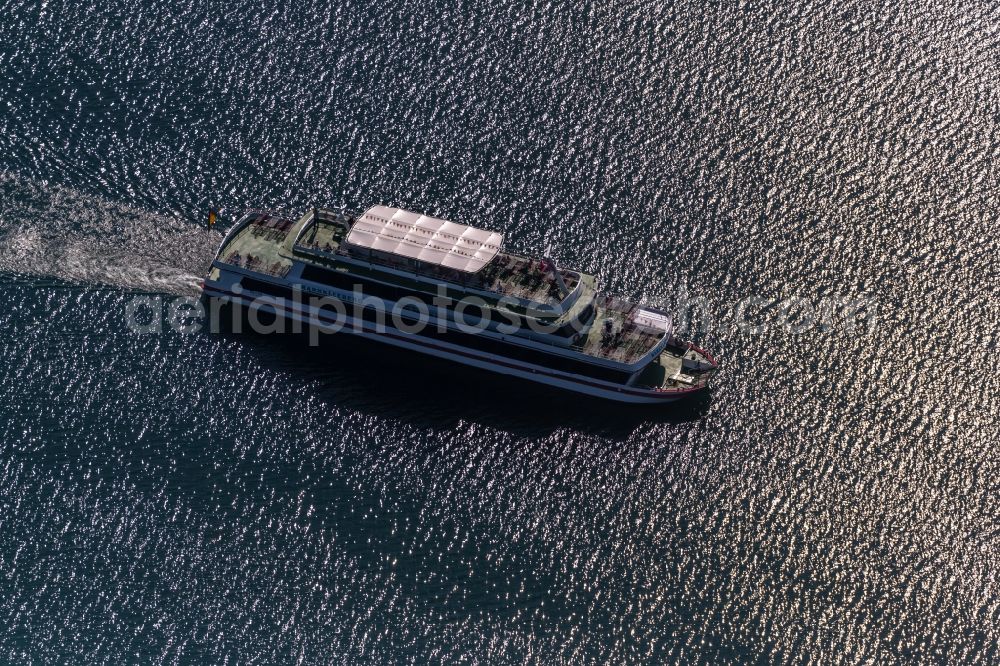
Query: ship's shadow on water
xmin=211 ymin=308 xmax=710 ymax=438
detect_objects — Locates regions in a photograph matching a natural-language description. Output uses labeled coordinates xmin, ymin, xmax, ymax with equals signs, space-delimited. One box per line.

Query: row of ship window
xmin=299 ymin=265 xmax=593 ymax=340
xmin=237 ymin=276 xmax=631 ymax=385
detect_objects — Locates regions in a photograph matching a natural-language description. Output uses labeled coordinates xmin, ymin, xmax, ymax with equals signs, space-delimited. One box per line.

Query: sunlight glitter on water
xmin=1 ymin=0 xmax=999 ymax=662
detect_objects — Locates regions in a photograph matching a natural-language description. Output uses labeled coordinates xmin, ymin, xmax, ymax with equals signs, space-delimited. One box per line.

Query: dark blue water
xmin=1 ymin=0 xmax=998 ymax=662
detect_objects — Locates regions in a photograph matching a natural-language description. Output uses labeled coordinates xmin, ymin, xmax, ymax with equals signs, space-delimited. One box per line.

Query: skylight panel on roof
xmin=345 ymin=206 xmax=504 ymax=273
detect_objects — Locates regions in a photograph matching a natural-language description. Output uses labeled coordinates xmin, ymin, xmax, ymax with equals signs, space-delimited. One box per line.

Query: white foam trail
xmin=0 ymin=173 xmax=220 ymax=295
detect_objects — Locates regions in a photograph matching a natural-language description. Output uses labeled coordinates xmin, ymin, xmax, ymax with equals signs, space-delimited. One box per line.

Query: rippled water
xmin=1 ymin=0 xmax=999 ymax=662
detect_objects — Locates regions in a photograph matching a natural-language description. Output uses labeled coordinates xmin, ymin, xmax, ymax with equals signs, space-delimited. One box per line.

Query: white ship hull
xmin=202 ymin=282 xmax=706 ymax=404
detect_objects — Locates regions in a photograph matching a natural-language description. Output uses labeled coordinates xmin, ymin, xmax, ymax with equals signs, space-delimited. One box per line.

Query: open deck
xmin=633 ymin=344 xmax=715 ymax=392
xmin=219 ymin=212 xmax=295 ymax=277
xmin=575 ymin=296 xmax=666 ymax=363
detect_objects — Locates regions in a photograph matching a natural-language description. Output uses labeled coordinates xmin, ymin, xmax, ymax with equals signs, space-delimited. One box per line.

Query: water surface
xmin=0 ymin=0 xmax=998 ymax=662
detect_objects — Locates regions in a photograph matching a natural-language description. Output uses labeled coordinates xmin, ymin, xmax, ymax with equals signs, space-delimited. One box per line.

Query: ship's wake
xmin=0 ymin=173 xmax=219 ymax=295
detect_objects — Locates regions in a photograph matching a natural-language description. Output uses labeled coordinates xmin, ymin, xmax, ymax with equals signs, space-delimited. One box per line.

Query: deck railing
xmin=222 ymin=251 xmax=291 ymax=278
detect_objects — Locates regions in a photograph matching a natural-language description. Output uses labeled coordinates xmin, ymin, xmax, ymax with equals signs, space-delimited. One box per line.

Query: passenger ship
xmin=201 ymin=205 xmax=717 ymax=404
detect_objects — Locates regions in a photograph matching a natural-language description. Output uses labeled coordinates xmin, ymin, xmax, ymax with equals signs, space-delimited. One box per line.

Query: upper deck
xmin=580 ymin=298 xmax=670 ymax=364
xmin=293 ymin=209 xmax=581 ymax=314
xmin=216 ymin=211 xmax=296 ymax=278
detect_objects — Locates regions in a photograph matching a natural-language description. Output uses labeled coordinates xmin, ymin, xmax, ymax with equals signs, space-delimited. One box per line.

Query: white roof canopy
xmin=345 ymin=205 xmax=504 ymax=273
